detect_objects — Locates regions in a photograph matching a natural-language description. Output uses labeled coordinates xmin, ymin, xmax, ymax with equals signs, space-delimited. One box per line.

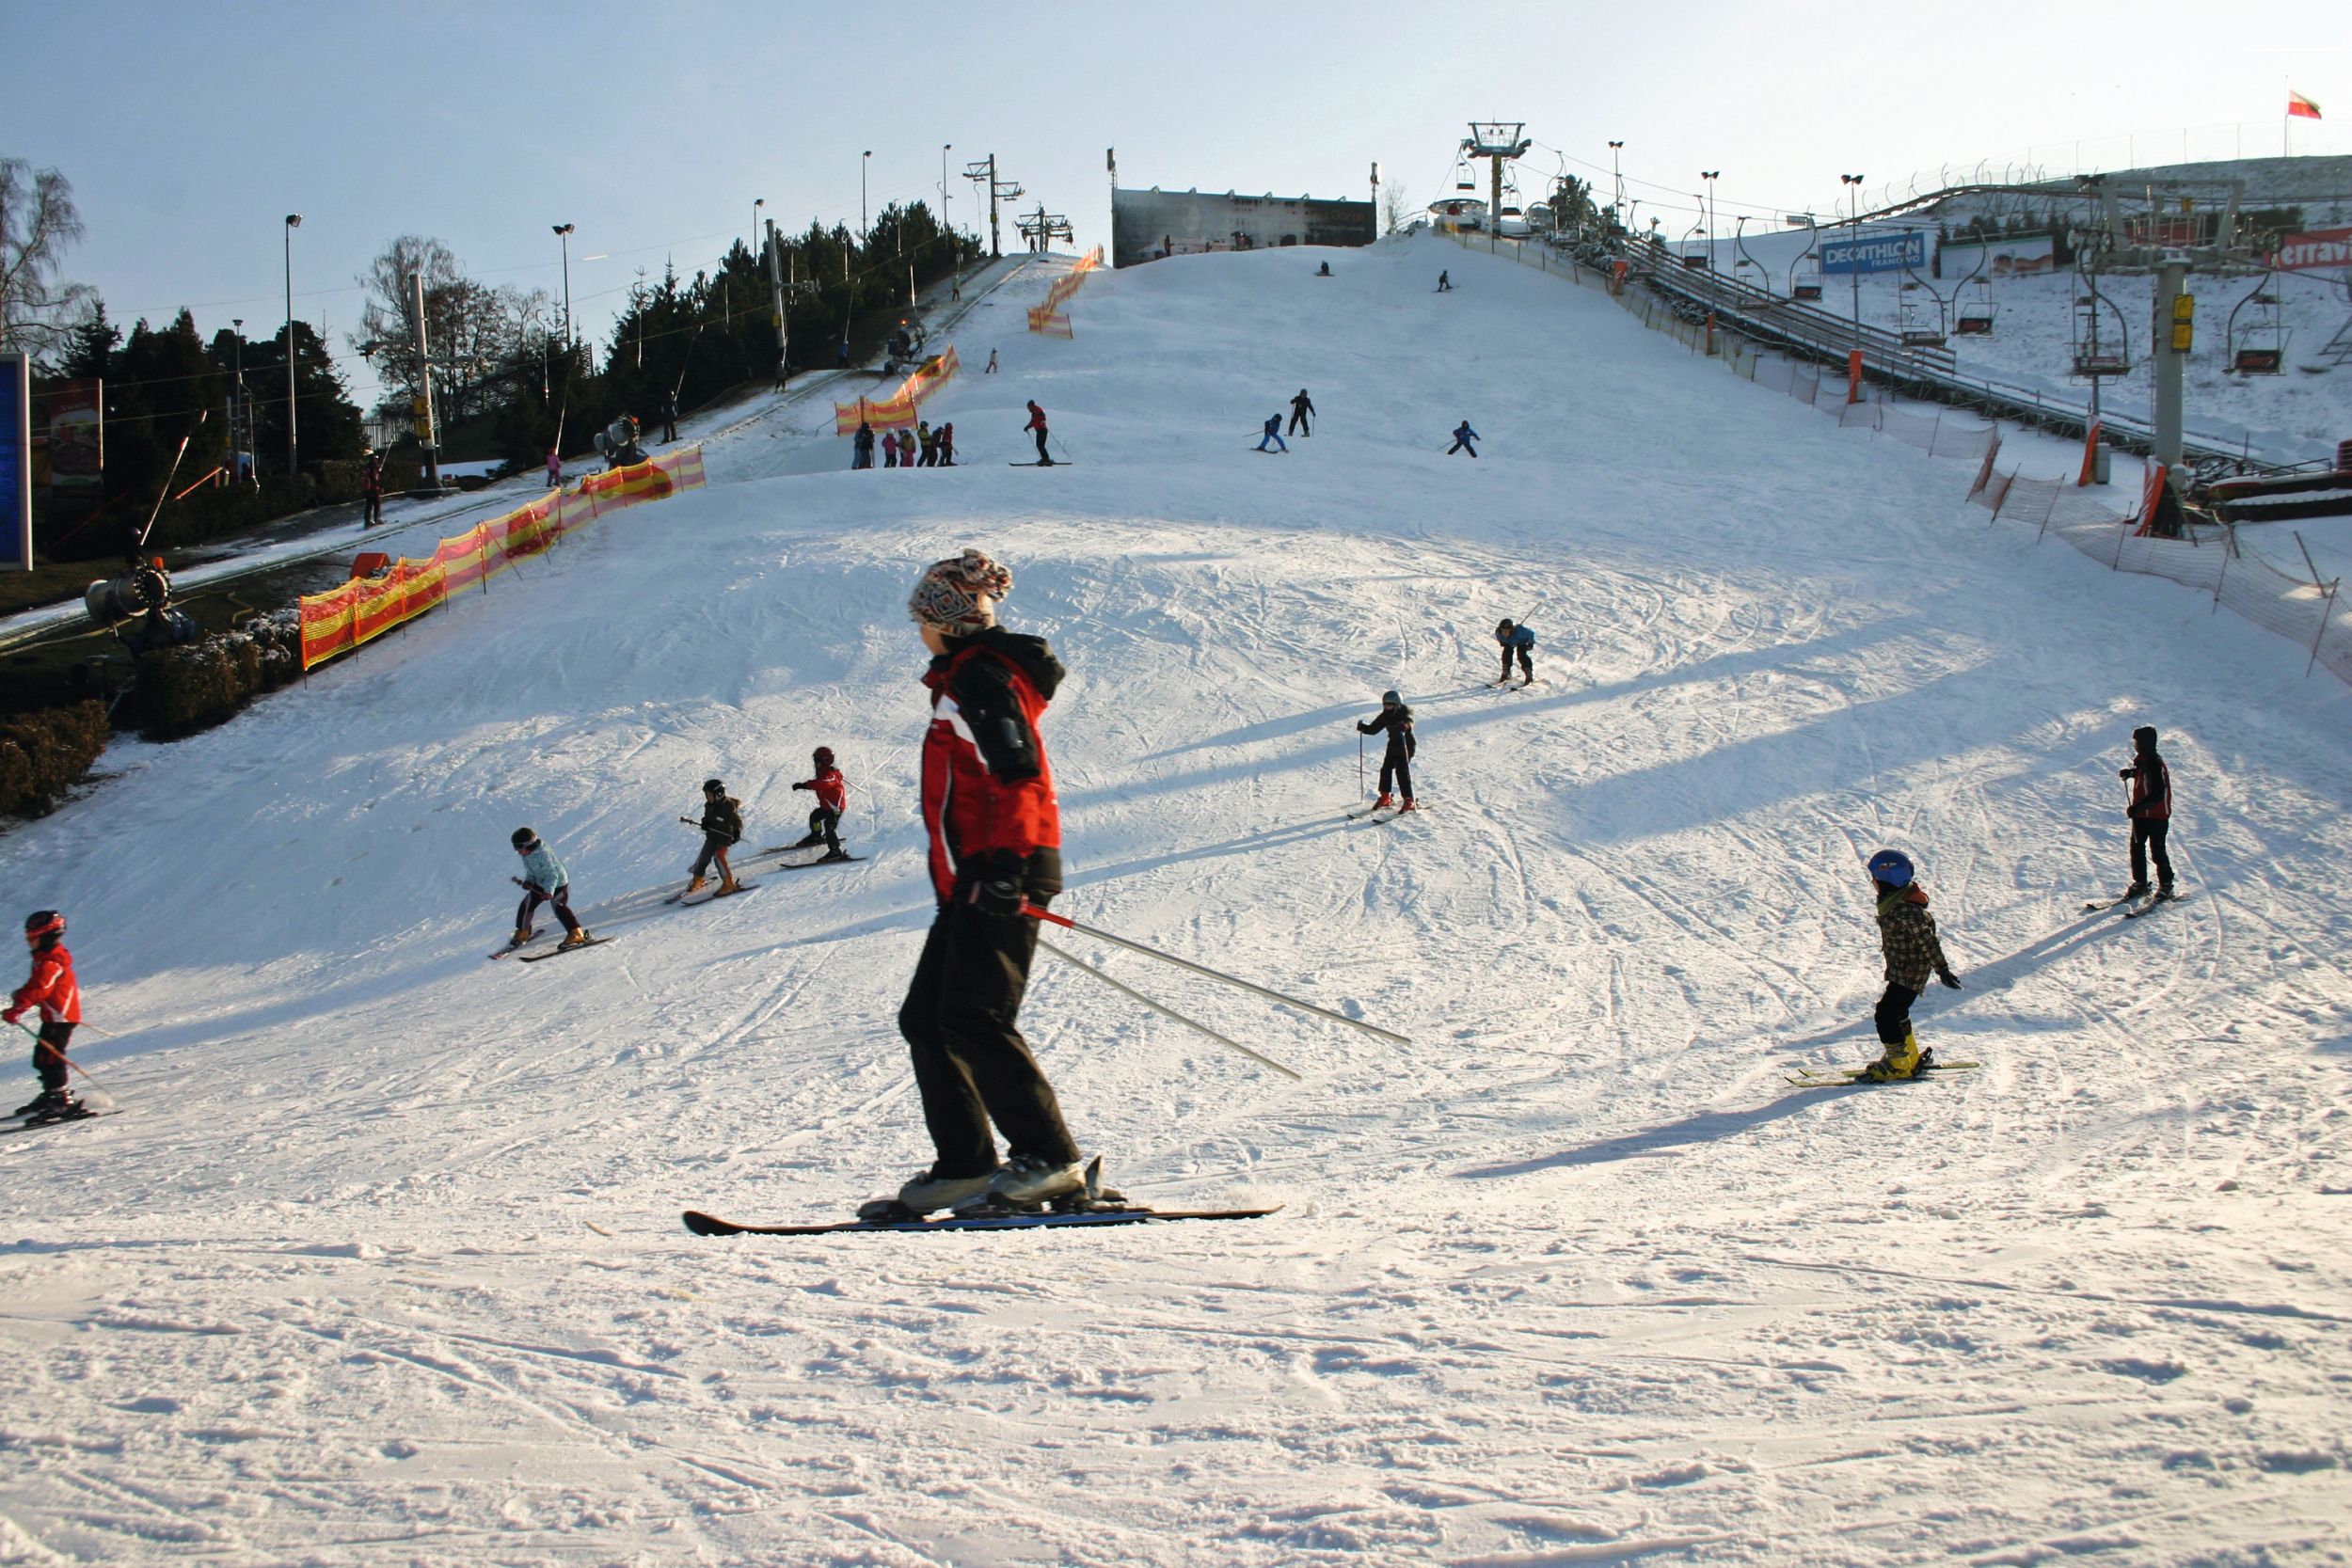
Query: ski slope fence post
xmin=1038 ymin=939 xmax=1304 ymax=1081
xmin=1022 ymin=905 xmax=1410 ymax=1046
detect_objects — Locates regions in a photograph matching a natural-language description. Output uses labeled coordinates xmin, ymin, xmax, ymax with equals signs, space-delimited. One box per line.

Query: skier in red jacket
xmin=789 ymin=747 xmax=852 ymax=861
xmin=5 ymin=911 xmax=84 ymax=1121
xmin=1024 ymin=401 xmax=1054 ymax=466
xmin=887 ymin=547 xmax=1086 ymax=1216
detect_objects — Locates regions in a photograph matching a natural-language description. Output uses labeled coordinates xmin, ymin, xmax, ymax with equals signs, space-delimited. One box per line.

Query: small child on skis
xmin=789 ymin=748 xmax=851 ymax=861
xmin=1494 ymin=618 xmax=1535 ymax=685
xmin=1862 ymin=849 xmax=1961 ymax=1081
xmin=1447 ymin=420 xmax=1479 ymax=457
xmin=1258 ymin=414 xmax=1288 ymax=452
xmin=1357 ymin=690 xmax=1419 ymax=813
xmin=2118 ymin=724 xmax=2175 ymax=903
xmin=5 ymin=911 xmax=83 ymax=1122
xmin=509 ymin=828 xmax=592 ymax=950
xmin=681 ymin=779 xmax=744 ymax=896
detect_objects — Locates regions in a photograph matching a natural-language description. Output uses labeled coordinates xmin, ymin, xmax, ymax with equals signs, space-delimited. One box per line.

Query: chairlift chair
xmin=2070 ymin=278 xmax=2131 ymax=378
xmin=1898 ymin=283 xmax=1947 ymax=349
xmin=1955 ymin=277 xmax=1996 ymax=336
xmin=1792 ymin=243 xmax=1824 ymax=301
xmin=2225 ymin=271 xmax=2289 ymax=374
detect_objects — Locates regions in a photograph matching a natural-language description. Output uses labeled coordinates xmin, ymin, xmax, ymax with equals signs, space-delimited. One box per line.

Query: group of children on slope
xmin=501 ymin=751 xmax=854 ymax=953
xmin=852 ymin=420 xmax=959 ymax=469
xmin=1351 ymin=619 xmax=1543 ymax=814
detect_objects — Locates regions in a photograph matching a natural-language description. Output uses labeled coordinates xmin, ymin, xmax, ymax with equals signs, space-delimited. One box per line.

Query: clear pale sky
xmin=6 ymin=1 xmax=2341 ymax=406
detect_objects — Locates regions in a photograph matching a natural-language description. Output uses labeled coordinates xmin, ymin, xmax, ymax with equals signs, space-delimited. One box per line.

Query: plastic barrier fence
xmin=1027 ymin=247 xmax=1104 ymax=335
xmin=834 ymin=346 xmax=961 ymax=436
xmin=297 ymin=446 xmax=707 ymax=672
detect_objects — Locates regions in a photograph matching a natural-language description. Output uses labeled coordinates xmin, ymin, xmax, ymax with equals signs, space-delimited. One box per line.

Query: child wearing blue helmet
xmin=1864 ymin=848 xmax=1961 ymax=1081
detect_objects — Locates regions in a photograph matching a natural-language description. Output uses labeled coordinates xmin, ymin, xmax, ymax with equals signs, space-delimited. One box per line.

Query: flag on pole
xmin=2288 ymin=89 xmax=2323 ymax=120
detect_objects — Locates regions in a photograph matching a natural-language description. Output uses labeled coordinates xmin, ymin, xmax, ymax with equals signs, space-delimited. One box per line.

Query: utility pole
xmin=283 ymin=213 xmax=301 ymax=477
xmin=1841 ymin=173 xmax=1867 ymax=349
xmin=766 ymin=217 xmax=788 ymax=388
xmin=407 ymin=271 xmax=443 ymax=493
xmin=1371 ymin=161 xmax=1381 ymax=231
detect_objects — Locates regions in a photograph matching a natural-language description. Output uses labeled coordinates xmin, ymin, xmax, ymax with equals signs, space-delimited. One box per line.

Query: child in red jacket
xmin=789 ymin=748 xmax=852 ymax=861
xmin=5 ymin=911 xmax=84 ymax=1121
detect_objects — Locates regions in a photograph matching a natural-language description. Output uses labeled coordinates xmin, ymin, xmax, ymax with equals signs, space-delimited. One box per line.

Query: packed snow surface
xmin=2 ymin=234 xmax=2348 ymax=1566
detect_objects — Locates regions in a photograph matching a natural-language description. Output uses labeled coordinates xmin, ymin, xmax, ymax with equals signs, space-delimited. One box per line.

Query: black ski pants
xmin=1873 ymin=983 xmax=1918 ymax=1046
xmin=2130 ymin=819 xmax=2172 ymax=890
xmin=1032 ymin=428 xmax=1052 ymax=463
xmin=362 ymin=490 xmax=383 ymax=527
xmin=1379 ymin=749 xmax=1414 ymax=801
xmin=516 ymin=883 xmax=582 ymax=937
xmin=691 ymin=832 xmax=735 ymax=879
xmin=1288 ymin=407 xmax=1311 ymax=435
xmin=807 ymin=805 xmax=842 ymax=852
xmin=898 ymin=894 xmax=1080 ymax=1177
xmin=1499 ymin=645 xmax=1533 ymax=682
xmin=1448 ymin=437 xmax=1477 ymax=457
xmin=29 ymin=1021 xmax=72 ymax=1094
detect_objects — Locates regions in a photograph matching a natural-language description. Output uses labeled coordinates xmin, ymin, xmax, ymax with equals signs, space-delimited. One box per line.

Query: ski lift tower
xmin=1464 ymin=122 xmax=1532 ymax=250
xmin=1016 ymin=204 xmax=1073 ymax=255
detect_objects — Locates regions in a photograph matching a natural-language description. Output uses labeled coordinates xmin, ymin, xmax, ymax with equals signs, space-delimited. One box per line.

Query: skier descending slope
xmin=508 ymin=829 xmax=593 ymax=951
xmin=788 ymin=747 xmax=853 ymax=861
xmin=1257 ymin=414 xmax=1288 ymax=453
xmin=1024 ymin=401 xmax=1055 ymax=465
xmin=889 ymin=548 xmax=1089 ymax=1215
xmin=679 ymin=779 xmax=744 ymax=898
xmin=1357 ymin=690 xmax=1419 ymax=814
xmin=2118 ymin=724 xmax=2177 ymax=906
xmin=6 ymin=911 xmax=84 ymax=1123
xmin=1493 ymin=617 xmax=1535 ymax=686
xmin=1861 ymin=849 xmax=1962 ymax=1081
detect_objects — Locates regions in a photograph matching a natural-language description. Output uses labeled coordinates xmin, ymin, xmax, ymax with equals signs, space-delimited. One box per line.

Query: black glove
xmin=1937 ymin=967 xmax=1962 ymax=990
xmin=791 ymin=782 xmax=808 ymax=791
xmin=511 ymin=876 xmax=531 ymax=890
xmin=968 ymin=876 xmax=1026 ymax=918
xmin=2118 ymin=768 xmax=2133 ymax=780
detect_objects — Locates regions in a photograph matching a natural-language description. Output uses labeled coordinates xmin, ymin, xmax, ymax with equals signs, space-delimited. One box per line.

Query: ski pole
xmin=10 ymin=1020 xmax=107 ymax=1090
xmin=1022 ymin=905 xmax=1410 ymax=1045
xmin=1039 ymin=940 xmax=1302 ymax=1081
xmin=1359 ymin=729 xmax=1365 ymax=801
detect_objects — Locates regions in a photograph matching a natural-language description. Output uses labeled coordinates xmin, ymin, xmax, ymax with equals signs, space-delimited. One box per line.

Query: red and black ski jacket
xmin=8 ymin=942 xmax=81 ymax=1026
xmin=2125 ymin=752 xmax=2171 ymax=821
xmin=920 ymin=627 xmax=1065 ymax=905
xmin=797 ymin=765 xmax=847 ymax=814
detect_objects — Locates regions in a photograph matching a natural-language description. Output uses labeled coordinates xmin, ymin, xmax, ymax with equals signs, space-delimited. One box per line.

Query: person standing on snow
xmin=882 ymin=429 xmax=901 ymax=468
xmin=891 ymin=548 xmax=1089 ymax=1215
xmin=1437 ymin=270 xmax=1453 ymax=292
xmin=936 ymin=422 xmax=957 ymax=467
xmin=2118 ymin=725 xmax=2176 ymax=903
xmin=1356 ymin=690 xmax=1419 ymax=813
xmin=1860 ymin=849 xmax=1961 ymax=1082
xmin=789 ymin=747 xmax=852 ymax=862
xmin=916 ymin=420 xmax=937 ymax=467
xmin=5 ymin=911 xmax=82 ymax=1122
xmin=985 ymin=348 xmax=999 ymax=374
xmin=546 ymin=447 xmax=563 ymax=489
xmin=1257 ymin=414 xmax=1288 ymax=452
xmin=359 ymin=446 xmax=385 ymax=527
xmin=853 ymin=421 xmax=876 ymax=469
xmin=1493 ymin=618 xmax=1535 ymax=686
xmin=660 ymin=394 xmax=680 ymax=443
xmin=679 ymin=779 xmax=744 ymax=898
xmin=1024 ymin=401 xmax=1054 ymax=465
xmin=508 ymin=828 xmax=592 ymax=951
xmin=1447 ymin=420 xmax=1479 ymax=457
xmin=1288 ymin=388 xmax=1315 ymax=436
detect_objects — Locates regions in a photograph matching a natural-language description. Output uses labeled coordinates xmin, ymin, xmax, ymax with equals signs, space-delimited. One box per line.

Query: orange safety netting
xmin=298 ymin=446 xmax=707 ymax=672
xmin=1026 ymin=308 xmax=1073 ymax=338
xmin=834 ymin=345 xmax=961 ymax=435
xmin=1029 ymin=247 xmax=1104 ymax=331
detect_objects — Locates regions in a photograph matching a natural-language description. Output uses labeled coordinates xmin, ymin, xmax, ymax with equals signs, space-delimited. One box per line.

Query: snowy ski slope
xmin=1 ymin=234 xmax=2347 ymax=1566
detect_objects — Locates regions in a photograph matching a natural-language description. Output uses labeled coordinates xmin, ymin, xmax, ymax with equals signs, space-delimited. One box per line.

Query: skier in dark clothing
xmin=1357 ymin=690 xmax=1419 ymax=813
xmin=1257 ymin=414 xmax=1288 ymax=452
xmin=679 ymin=779 xmax=743 ymax=897
xmin=660 ymin=395 xmax=679 ymax=443
xmin=1494 ymin=618 xmax=1535 ymax=685
xmin=936 ymin=422 xmax=957 ymax=467
xmin=1861 ymin=849 xmax=1961 ymax=1082
xmin=6 ymin=911 xmax=82 ymax=1122
xmin=852 ymin=421 xmax=876 ymax=469
xmin=2119 ymin=725 xmax=2175 ymax=901
xmin=890 ymin=548 xmax=1088 ymax=1217
xmin=1288 ymin=388 xmax=1314 ymax=436
xmin=1447 ymin=420 xmax=1479 ymax=457
xmin=1025 ymin=401 xmax=1053 ymax=465
xmin=360 ymin=447 xmax=385 ymax=527
xmin=1437 ymin=270 xmax=1453 ymax=292
xmin=789 ymin=747 xmax=851 ymax=861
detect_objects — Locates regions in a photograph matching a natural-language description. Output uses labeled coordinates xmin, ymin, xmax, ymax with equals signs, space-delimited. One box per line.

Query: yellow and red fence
xmin=834 ymin=346 xmax=961 ymax=436
xmin=1027 ymin=246 xmax=1104 ymax=337
xmin=297 ymin=446 xmax=707 ymax=672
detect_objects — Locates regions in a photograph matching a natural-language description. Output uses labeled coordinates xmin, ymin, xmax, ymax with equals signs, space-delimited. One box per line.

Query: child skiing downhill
xmin=1357 ymin=690 xmax=1419 ymax=812
xmin=680 ymin=779 xmax=744 ymax=896
xmin=1861 ymin=849 xmax=1962 ymax=1082
xmin=1025 ymin=401 xmax=1054 ymax=465
xmin=1447 ymin=420 xmax=1479 ymax=457
xmin=1494 ymin=618 xmax=1535 ymax=685
xmin=1257 ymin=414 xmax=1288 ymax=452
xmin=890 ymin=548 xmax=1089 ymax=1216
xmin=509 ymin=829 xmax=592 ymax=950
xmin=6 ymin=911 xmax=83 ymax=1122
xmin=789 ymin=748 xmax=852 ymax=861
xmin=2118 ymin=725 xmax=2176 ymax=903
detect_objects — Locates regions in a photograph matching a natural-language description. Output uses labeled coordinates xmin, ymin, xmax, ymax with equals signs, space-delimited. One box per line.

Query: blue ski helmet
xmin=1867 ymin=848 xmax=1914 ymax=887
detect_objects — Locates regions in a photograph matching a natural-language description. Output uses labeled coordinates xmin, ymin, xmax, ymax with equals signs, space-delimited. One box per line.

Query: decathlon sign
xmin=1820 ymin=230 xmax=1927 ymax=275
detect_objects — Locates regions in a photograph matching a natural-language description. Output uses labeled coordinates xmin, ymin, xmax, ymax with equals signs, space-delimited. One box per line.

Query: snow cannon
xmin=593 ymin=415 xmax=647 ymax=470
xmin=86 ymin=559 xmax=198 ymax=652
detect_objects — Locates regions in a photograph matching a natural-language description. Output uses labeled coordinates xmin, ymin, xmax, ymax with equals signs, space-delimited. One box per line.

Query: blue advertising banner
xmin=2 ymin=354 xmax=30 ymax=571
xmin=1820 ymin=230 xmax=1928 ymax=275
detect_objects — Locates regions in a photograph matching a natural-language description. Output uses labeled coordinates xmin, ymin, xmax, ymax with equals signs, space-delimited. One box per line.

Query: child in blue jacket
xmin=1494 ymin=618 xmax=1535 ymax=686
xmin=1448 ymin=420 xmax=1479 ymax=457
xmin=509 ymin=828 xmax=591 ymax=949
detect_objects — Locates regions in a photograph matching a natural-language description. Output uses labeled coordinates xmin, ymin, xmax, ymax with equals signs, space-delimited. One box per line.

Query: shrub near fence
xmin=1453 ymin=229 xmax=2352 ymax=687
xmin=0 ymin=702 xmax=110 ymax=820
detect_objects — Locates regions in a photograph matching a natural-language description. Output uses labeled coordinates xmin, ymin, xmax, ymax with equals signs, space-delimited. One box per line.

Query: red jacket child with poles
xmin=6 ymin=911 xmax=86 ymax=1122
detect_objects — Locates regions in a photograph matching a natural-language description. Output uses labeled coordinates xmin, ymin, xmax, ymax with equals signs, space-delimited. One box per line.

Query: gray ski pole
xmin=1023 ymin=905 xmax=1410 ymax=1045
xmin=1039 ymin=940 xmax=1302 ymax=1080
xmin=11 ymin=1019 xmax=107 ymax=1092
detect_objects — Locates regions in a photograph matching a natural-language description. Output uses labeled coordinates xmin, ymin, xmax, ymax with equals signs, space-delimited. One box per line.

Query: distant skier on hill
xmin=985 ymin=349 xmax=999 ymax=374
xmin=1257 ymin=414 xmax=1288 ymax=452
xmin=1493 ymin=618 xmax=1535 ymax=686
xmin=1025 ymin=401 xmax=1054 ymax=465
xmin=891 ymin=547 xmax=1088 ymax=1216
xmin=359 ymin=446 xmax=385 ymax=527
xmin=1437 ymin=270 xmax=1453 ymax=293
xmin=788 ymin=747 xmax=852 ymax=862
xmin=6 ymin=911 xmax=82 ymax=1123
xmin=1288 ymin=388 xmax=1315 ymax=436
xmin=1356 ymin=690 xmax=1419 ymax=813
xmin=508 ymin=828 xmax=593 ymax=951
xmin=2117 ymin=725 xmax=2176 ymax=904
xmin=679 ymin=779 xmax=744 ymax=898
xmin=1861 ymin=849 xmax=1961 ymax=1082
xmin=1447 ymin=420 xmax=1479 ymax=457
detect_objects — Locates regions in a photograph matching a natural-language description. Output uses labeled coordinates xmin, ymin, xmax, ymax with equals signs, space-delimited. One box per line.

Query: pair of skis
xmin=0 ymin=1102 xmax=116 ymax=1137
xmin=2082 ymin=889 xmax=2186 ymax=921
xmin=1345 ymin=801 xmax=1427 ymax=822
xmin=684 ymin=1159 xmax=1279 ymax=1237
xmin=1786 ymin=1059 xmax=1979 ymax=1089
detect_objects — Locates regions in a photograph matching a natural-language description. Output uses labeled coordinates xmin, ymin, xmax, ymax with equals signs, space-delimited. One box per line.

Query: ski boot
xmin=2121 ymin=881 xmax=2150 ymax=900
xmin=683 ymin=875 xmax=707 ymax=896
xmin=885 ymin=1163 xmax=1003 ymax=1218
xmin=1395 ymin=799 xmax=1420 ymax=814
xmin=22 ymin=1090 xmax=81 ymax=1125
xmin=977 ymin=1152 xmax=1088 ymax=1210
xmin=507 ymin=927 xmax=534 ymax=950
xmin=12 ymin=1089 xmax=55 ymax=1117
xmin=1863 ymin=1032 xmax=1924 ymax=1083
xmin=717 ymin=873 xmax=742 ymax=895
xmin=558 ymin=927 xmax=594 ymax=950
xmin=1372 ymin=792 xmax=1394 ymax=812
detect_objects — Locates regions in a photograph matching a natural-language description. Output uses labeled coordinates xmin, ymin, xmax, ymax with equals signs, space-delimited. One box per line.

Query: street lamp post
xmin=552 ymin=224 xmax=574 ymax=348
xmin=230 ymin=319 xmax=246 ymax=480
xmin=1840 ymin=173 xmax=1867 ymax=346
xmin=862 ymin=150 xmax=871 ymax=243
xmin=752 ymin=198 xmax=763 ymax=266
xmin=1700 ymin=171 xmax=1719 ymax=271
xmin=1608 ymin=140 xmax=1624 ymax=231
xmin=282 ymin=214 xmax=301 ymax=477
xmin=942 ymin=143 xmax=952 ymax=224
